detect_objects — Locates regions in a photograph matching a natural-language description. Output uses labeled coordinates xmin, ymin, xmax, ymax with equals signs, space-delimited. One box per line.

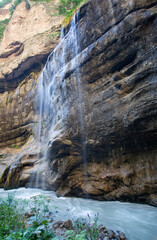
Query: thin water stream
xmin=0 ymin=188 xmax=157 ymax=240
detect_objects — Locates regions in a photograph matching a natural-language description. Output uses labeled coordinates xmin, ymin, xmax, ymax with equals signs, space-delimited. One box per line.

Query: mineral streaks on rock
xmin=0 ymin=0 xmax=63 ymax=188
xmin=45 ymin=0 xmax=157 ymax=205
xmin=0 ymin=72 xmax=36 ymax=148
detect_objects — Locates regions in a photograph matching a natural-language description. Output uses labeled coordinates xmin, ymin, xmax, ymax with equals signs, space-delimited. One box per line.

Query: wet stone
xmin=63 ymin=219 xmax=73 ymax=229
xmin=119 ymin=231 xmax=126 ymax=240
xmin=108 ymin=229 xmax=115 ymax=238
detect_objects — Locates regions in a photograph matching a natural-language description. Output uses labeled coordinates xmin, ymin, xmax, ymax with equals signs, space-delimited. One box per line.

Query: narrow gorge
xmin=0 ymin=0 xmax=157 ymax=208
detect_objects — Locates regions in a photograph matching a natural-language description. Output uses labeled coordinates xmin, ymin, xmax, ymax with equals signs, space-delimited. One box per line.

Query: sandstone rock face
xmin=0 ymin=0 xmax=63 ymax=188
xmin=38 ymin=0 xmax=156 ymax=205
xmin=0 ymin=3 xmax=11 ymax=21
xmin=0 ymin=0 xmax=63 ymax=92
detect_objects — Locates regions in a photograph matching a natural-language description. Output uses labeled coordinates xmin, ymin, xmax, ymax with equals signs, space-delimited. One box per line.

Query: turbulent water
xmin=0 ymin=188 xmax=157 ymax=240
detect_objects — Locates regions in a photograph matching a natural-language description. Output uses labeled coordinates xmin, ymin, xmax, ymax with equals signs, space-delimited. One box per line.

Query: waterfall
xmin=30 ymin=10 xmax=88 ymax=190
xmin=71 ymin=11 xmax=88 ymax=196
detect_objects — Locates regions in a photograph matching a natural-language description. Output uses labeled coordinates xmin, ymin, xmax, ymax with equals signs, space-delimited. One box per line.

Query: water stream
xmin=0 ymin=188 xmax=157 ymax=240
xmin=32 ymin=11 xmax=89 ymax=190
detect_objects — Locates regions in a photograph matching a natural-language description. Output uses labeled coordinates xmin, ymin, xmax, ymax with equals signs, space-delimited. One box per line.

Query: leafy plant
xmin=9 ymin=0 xmax=22 ymax=17
xmin=65 ymin=213 xmax=99 ymax=240
xmin=0 ymin=18 xmax=9 ymax=40
xmin=66 ymin=229 xmax=87 ymax=240
xmin=0 ymin=194 xmax=25 ymax=238
xmin=0 ymin=0 xmax=12 ymax=8
xmin=0 ymin=194 xmax=55 ymax=240
xmin=30 ymin=0 xmax=52 ymax=4
xmin=57 ymin=0 xmax=85 ymax=16
xmin=0 ymin=194 xmax=100 ymax=240
xmin=25 ymin=0 xmax=30 ymax=10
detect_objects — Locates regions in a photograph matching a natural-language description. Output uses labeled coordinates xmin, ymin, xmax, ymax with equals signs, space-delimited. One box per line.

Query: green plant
xmin=65 ymin=213 xmax=99 ymax=240
xmin=30 ymin=0 xmax=52 ymax=4
xmin=9 ymin=0 xmax=22 ymax=16
xmin=85 ymin=213 xmax=99 ymax=240
xmin=0 ymin=18 xmax=9 ymax=40
xmin=0 ymin=194 xmax=25 ymax=238
xmin=0 ymin=194 xmax=55 ymax=240
xmin=0 ymin=0 xmax=12 ymax=8
xmin=0 ymin=194 xmax=100 ymax=240
xmin=57 ymin=0 xmax=86 ymax=16
xmin=66 ymin=229 xmax=87 ymax=240
xmin=23 ymin=195 xmax=55 ymax=239
xmin=9 ymin=144 xmax=19 ymax=148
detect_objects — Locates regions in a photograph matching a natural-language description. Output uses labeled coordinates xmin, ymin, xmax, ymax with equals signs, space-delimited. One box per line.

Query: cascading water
xmin=31 ymin=11 xmax=88 ymax=192
xmin=70 ymin=11 xmax=88 ymax=195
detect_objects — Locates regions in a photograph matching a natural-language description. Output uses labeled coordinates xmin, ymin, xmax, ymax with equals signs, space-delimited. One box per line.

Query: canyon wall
xmin=44 ymin=0 xmax=157 ymax=205
xmin=0 ymin=0 xmax=63 ymax=188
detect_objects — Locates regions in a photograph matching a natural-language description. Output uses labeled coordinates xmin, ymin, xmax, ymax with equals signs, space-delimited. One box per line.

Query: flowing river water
xmin=0 ymin=188 xmax=157 ymax=240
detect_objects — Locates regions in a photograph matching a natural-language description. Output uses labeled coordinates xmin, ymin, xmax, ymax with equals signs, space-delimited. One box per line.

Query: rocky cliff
xmin=44 ymin=0 xmax=157 ymax=205
xmin=0 ymin=0 xmax=63 ymax=188
xmin=0 ymin=0 xmax=157 ymax=206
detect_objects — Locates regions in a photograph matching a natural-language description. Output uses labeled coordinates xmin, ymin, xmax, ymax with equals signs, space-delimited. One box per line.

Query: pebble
xmin=108 ymin=229 xmax=115 ymax=238
xmin=103 ymin=237 xmax=109 ymax=240
xmin=119 ymin=231 xmax=126 ymax=240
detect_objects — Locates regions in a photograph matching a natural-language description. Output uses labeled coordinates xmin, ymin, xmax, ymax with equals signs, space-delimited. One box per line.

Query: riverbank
xmin=0 ymin=188 xmax=157 ymax=240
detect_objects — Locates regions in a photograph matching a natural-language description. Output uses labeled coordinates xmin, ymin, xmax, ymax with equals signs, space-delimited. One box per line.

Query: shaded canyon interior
xmin=0 ymin=0 xmax=157 ymax=206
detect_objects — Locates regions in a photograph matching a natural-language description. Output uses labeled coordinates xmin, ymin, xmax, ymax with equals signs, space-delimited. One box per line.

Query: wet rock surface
xmin=0 ymin=0 xmax=63 ymax=186
xmin=44 ymin=0 xmax=157 ymax=205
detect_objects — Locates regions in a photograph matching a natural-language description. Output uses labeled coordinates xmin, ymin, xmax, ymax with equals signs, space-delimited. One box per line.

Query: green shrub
xmin=0 ymin=25 xmax=5 ymax=40
xmin=0 ymin=194 xmax=25 ymax=238
xmin=25 ymin=0 xmax=30 ymax=10
xmin=0 ymin=18 xmax=9 ymax=40
xmin=57 ymin=0 xmax=86 ymax=16
xmin=65 ymin=213 xmax=99 ymax=240
xmin=0 ymin=0 xmax=12 ymax=8
xmin=9 ymin=0 xmax=22 ymax=16
xmin=0 ymin=194 xmax=100 ymax=240
xmin=0 ymin=194 xmax=55 ymax=240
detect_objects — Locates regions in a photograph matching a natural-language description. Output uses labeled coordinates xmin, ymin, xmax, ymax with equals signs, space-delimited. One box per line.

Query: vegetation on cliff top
xmin=0 ymin=0 xmax=29 ymax=41
xmin=0 ymin=0 xmax=12 ymax=8
xmin=57 ymin=0 xmax=85 ymax=16
xmin=57 ymin=0 xmax=87 ymax=27
xmin=0 ymin=0 xmax=87 ymax=41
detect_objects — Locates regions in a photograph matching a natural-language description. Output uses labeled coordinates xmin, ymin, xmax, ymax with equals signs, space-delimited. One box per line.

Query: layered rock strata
xmin=43 ymin=0 xmax=157 ymax=205
xmin=0 ymin=0 xmax=63 ymax=187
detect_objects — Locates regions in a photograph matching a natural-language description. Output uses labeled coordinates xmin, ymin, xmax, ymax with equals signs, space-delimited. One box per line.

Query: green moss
xmin=46 ymin=31 xmax=60 ymax=39
xmin=6 ymin=91 xmax=13 ymax=104
xmin=18 ymin=72 xmax=36 ymax=89
xmin=9 ymin=144 xmax=19 ymax=149
xmin=30 ymin=72 xmax=35 ymax=79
